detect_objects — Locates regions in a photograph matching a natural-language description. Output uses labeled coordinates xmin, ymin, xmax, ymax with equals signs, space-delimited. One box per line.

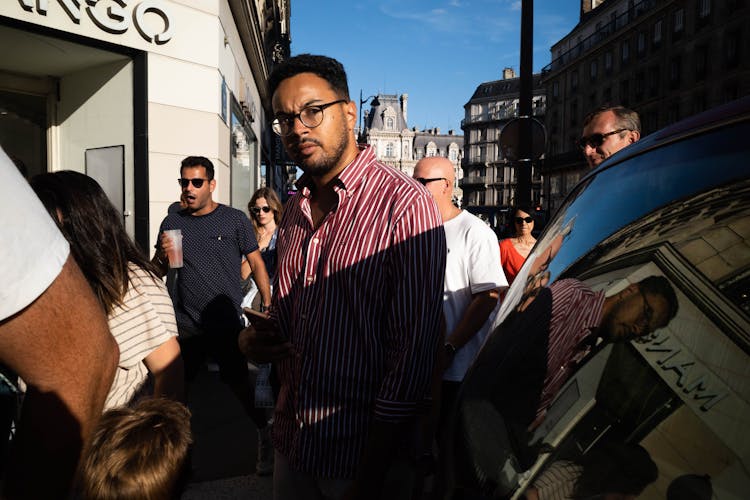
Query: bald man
xmin=579 ymin=105 xmax=641 ymax=169
xmin=413 ymin=157 xmax=508 ymax=428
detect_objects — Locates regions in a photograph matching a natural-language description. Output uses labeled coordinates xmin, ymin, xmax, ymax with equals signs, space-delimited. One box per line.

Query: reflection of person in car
xmin=525 ymin=441 xmax=657 ymax=500
xmin=535 ymin=275 xmax=680 ymax=423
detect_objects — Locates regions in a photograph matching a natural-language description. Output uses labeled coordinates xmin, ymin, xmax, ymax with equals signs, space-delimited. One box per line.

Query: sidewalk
xmin=180 ymin=365 xmax=272 ymax=500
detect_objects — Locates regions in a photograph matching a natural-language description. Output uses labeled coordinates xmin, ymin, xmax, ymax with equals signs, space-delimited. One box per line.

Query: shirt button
xmin=313 ymin=237 xmax=319 ymax=244
xmin=306 ymin=276 xmax=314 ymax=283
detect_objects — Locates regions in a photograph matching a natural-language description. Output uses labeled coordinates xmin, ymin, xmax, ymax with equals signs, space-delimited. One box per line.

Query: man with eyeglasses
xmin=239 ymin=54 xmax=446 ymax=500
xmin=412 ymin=156 xmax=507 ymax=441
xmin=153 ymin=155 xmax=271 ymax=440
xmin=579 ymin=105 xmax=641 ymax=169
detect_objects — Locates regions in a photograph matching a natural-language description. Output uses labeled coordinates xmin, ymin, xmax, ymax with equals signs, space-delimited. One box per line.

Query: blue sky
xmin=290 ymin=0 xmax=580 ymax=134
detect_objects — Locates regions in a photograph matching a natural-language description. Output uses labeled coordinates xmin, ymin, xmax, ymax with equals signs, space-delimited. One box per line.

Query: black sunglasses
xmin=515 ymin=216 xmax=534 ymax=224
xmin=577 ymin=128 xmax=628 ymax=150
xmin=415 ymin=177 xmax=447 ymax=186
xmin=178 ymin=178 xmax=209 ymax=188
xmin=250 ymin=206 xmax=272 ymax=215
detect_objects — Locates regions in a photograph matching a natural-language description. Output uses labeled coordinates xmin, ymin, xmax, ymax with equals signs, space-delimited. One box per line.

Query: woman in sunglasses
xmin=499 ymin=205 xmax=537 ymax=285
xmin=239 ymin=186 xmax=283 ymax=476
xmin=241 ymin=187 xmax=283 ymax=300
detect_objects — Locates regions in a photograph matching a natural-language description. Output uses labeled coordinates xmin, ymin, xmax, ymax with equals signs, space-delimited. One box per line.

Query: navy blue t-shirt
xmin=158 ymin=204 xmax=258 ymax=331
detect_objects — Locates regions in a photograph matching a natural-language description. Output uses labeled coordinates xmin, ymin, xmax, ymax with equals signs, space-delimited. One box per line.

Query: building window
xmin=635 ymin=71 xmax=645 ymax=100
xmin=621 ymin=40 xmax=630 ymax=64
xmin=653 ymin=19 xmax=662 ymax=47
xmin=725 ymin=30 xmax=741 ymax=68
xmin=589 ymin=60 xmax=598 ymax=81
xmin=637 ymin=31 xmax=646 ymax=56
xmin=385 ymin=117 xmax=394 ymax=130
xmin=649 ymin=67 xmax=660 ymax=97
xmin=667 ymin=102 xmax=680 ymax=124
xmin=552 ymin=81 xmax=559 ymax=98
xmin=385 ymin=142 xmax=394 ymax=157
xmin=674 ymin=8 xmax=684 ymax=30
xmin=569 ymin=100 xmax=578 ymax=126
xmin=698 ymin=0 xmax=711 ymax=18
xmin=669 ymin=56 xmax=681 ymax=88
xmin=619 ymin=79 xmax=630 ymax=105
xmin=695 ymin=45 xmax=710 ymax=81
xmin=403 ymin=144 xmax=409 ymax=157
xmin=604 ymin=51 xmax=613 ymax=73
xmin=570 ymin=70 xmax=579 ymax=91
xmin=450 ymin=149 xmax=458 ymax=161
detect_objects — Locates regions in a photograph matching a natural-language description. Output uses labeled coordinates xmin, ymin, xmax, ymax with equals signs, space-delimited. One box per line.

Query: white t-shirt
xmin=443 ymin=210 xmax=508 ymax=382
xmin=0 ymin=148 xmax=69 ymax=321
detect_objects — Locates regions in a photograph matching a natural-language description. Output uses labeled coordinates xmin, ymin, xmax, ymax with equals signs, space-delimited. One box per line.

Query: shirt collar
xmin=294 ymin=145 xmax=373 ymax=198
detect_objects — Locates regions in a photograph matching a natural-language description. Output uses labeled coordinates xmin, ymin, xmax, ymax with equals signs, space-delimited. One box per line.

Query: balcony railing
xmin=542 ymin=0 xmax=658 ymax=75
xmin=462 ymin=103 xmax=546 ymax=128
xmin=459 ymin=176 xmax=486 ymax=187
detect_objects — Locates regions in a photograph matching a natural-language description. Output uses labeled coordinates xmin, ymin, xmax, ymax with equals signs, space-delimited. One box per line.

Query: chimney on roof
xmin=448 ymin=129 xmax=454 ymax=135
xmin=400 ymin=94 xmax=408 ymax=124
xmin=435 ymin=127 xmax=440 ymax=134
xmin=502 ymin=67 xmax=516 ymax=79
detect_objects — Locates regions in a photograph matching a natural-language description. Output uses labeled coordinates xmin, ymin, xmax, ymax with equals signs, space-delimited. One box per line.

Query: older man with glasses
xmin=579 ymin=105 xmax=641 ymax=169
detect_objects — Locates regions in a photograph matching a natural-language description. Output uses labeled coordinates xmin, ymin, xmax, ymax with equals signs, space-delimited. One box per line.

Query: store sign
xmin=18 ymin=0 xmax=173 ymax=45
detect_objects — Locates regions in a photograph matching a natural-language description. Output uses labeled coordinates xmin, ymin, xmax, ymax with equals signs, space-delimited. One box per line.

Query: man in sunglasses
xmin=579 ymin=105 xmax=641 ymax=169
xmin=239 ymin=54 xmax=446 ymax=499
xmin=153 ymin=155 xmax=271 ymax=436
xmin=412 ymin=156 xmax=507 ymax=436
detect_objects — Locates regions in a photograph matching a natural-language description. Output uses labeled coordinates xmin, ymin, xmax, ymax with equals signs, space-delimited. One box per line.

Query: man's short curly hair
xmin=268 ymin=54 xmax=350 ymax=100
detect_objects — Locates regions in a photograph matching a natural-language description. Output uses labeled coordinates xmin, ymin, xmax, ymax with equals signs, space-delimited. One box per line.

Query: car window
xmin=450 ymin=112 xmax=750 ymax=499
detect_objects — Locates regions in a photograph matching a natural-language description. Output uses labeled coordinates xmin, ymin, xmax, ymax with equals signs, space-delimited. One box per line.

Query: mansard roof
xmin=468 ymin=73 xmax=545 ymax=103
xmin=365 ymin=94 xmax=409 ymax=131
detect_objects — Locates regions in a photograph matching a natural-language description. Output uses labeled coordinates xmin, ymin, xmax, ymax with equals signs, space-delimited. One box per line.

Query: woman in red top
xmin=499 ymin=206 xmax=537 ymax=285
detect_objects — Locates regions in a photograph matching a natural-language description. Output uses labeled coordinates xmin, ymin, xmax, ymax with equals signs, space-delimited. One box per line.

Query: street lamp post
xmin=358 ymin=89 xmax=380 ymax=143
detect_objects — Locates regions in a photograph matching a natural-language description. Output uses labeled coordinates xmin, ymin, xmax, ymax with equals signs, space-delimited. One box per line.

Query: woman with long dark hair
xmin=240 ymin=187 xmax=283 ymax=307
xmin=30 ymin=171 xmax=184 ymax=409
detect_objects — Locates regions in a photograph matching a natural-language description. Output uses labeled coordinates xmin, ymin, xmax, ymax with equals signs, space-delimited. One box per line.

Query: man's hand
xmin=238 ymin=311 xmax=293 ymax=363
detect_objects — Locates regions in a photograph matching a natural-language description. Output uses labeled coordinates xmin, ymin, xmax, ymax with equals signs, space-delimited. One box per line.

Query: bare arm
xmin=445 ymin=289 xmax=500 ymax=350
xmin=151 ymin=231 xmax=170 ymax=278
xmin=0 ymin=255 xmax=119 ymax=499
xmin=246 ymin=249 xmax=271 ymax=309
xmin=143 ymin=337 xmax=185 ymax=402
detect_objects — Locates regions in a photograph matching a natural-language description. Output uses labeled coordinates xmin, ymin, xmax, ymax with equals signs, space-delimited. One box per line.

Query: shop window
xmin=230 ymin=97 xmax=257 ymax=211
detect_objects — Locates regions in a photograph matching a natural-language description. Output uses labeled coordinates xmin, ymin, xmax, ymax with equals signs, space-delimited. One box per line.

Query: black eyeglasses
xmin=178 ymin=178 xmax=209 ymax=188
xmin=577 ymin=128 xmax=628 ymax=150
xmin=250 ymin=206 xmax=272 ymax=215
xmin=515 ymin=216 xmax=534 ymax=224
xmin=272 ymin=99 xmax=348 ymax=137
xmin=415 ymin=177 xmax=447 ymax=186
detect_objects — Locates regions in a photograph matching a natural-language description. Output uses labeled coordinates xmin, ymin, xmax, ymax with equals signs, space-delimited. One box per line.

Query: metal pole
xmin=516 ymin=0 xmax=533 ymax=208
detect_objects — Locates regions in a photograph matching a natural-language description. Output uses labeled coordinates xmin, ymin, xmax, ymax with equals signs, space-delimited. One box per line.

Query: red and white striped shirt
xmin=538 ymin=279 xmax=605 ymax=415
xmin=271 ymin=146 xmax=446 ymax=478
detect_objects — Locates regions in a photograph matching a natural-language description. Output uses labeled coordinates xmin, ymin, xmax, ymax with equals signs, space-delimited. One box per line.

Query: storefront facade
xmin=0 ymin=0 xmax=289 ymax=249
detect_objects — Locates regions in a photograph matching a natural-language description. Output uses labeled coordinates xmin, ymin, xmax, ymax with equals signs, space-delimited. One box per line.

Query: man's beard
xmin=293 ymin=125 xmax=351 ymax=177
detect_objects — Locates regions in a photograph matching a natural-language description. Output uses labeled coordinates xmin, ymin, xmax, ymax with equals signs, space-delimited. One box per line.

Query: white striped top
xmin=104 ymin=265 xmax=178 ymax=409
xmin=272 ymin=146 xmax=446 ymax=478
